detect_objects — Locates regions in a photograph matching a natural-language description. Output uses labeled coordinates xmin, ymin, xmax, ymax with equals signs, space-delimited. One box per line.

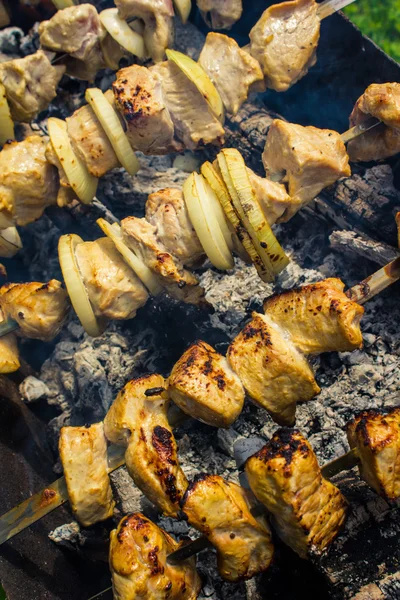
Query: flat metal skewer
xmin=317 ymin=0 xmax=358 ymax=20
xmin=341 ymin=116 xmax=382 ymax=144
xmin=346 ymin=256 xmax=400 ymax=304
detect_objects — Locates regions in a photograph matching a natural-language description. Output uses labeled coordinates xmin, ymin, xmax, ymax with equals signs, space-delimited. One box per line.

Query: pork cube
xmin=0 ymin=307 xmax=19 ymax=374
xmin=245 ymin=429 xmax=348 ymax=558
xmin=196 ymin=0 xmax=243 ymax=30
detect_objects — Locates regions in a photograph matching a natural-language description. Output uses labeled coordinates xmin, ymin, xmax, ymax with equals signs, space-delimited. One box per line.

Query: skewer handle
xmin=346 ymin=257 xmax=400 ymax=305
xmin=317 ymin=0 xmax=357 ymax=20
xmin=0 ymin=318 xmax=19 ymax=337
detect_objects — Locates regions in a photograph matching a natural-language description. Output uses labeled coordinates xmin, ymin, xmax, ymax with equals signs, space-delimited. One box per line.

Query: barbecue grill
xmin=0 ymin=1 xmax=399 ymax=599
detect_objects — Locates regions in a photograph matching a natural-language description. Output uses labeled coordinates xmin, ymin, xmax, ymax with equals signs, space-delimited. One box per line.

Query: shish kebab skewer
xmin=0 ymin=261 xmax=399 ymax=547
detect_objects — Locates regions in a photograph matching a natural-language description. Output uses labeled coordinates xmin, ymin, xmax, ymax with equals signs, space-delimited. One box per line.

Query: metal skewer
xmin=341 ymin=116 xmax=382 ymax=144
xmin=317 ymin=0 xmax=358 ymax=20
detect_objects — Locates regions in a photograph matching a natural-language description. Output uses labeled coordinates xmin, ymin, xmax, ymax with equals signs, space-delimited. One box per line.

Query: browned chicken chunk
xmin=196 ymin=0 xmax=243 ymax=29
xmin=0 ymin=280 xmax=69 ymax=341
xmin=145 ymin=188 xmax=204 ymax=267
xmin=104 ymin=375 xmax=188 ymax=517
xmin=74 ymin=237 xmax=148 ymax=320
xmin=115 ymin=0 xmax=174 ymax=62
xmin=228 ymin=312 xmax=320 ymax=425
xmin=113 ymin=65 xmax=180 ymax=155
xmin=182 ymin=474 xmax=274 ymax=581
xmin=263 ymin=278 xmax=364 ymax=354
xmin=59 ymin=422 xmax=115 ymax=527
xmin=121 ymin=216 xmax=204 ymax=304
xmin=245 ymin=429 xmax=348 ymax=558
xmin=110 ymin=513 xmax=202 ymax=600
xmin=0 ymin=51 xmax=65 ymax=122
xmin=168 ymin=340 xmax=245 ymax=428
xmin=249 ymin=0 xmax=320 ymax=92
xmin=198 ymin=33 xmax=264 ymax=115
xmin=0 ymin=307 xmax=19 ymax=373
xmin=262 ymin=119 xmax=351 ymax=215
xmin=151 ymin=61 xmax=225 ymax=150
xmin=347 ymin=407 xmax=400 ymax=501
xmin=0 ymin=136 xmax=59 ymax=228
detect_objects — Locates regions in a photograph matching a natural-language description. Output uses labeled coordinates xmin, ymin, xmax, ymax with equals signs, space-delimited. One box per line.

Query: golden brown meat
xmin=263 ymin=278 xmax=364 ymax=354
xmin=59 ymin=422 xmax=115 ymax=527
xmin=228 ymin=313 xmax=319 ymax=425
xmin=0 ymin=307 xmax=19 ymax=373
xmin=0 ymin=136 xmax=59 ymax=228
xmin=168 ymin=341 xmax=245 ymax=428
xmin=110 ymin=513 xmax=202 ymax=600
xmin=104 ymin=375 xmax=188 ymax=517
xmin=262 ymin=119 xmax=351 ymax=216
xmin=74 ymin=237 xmax=148 ymax=321
xmin=196 ymin=0 xmax=243 ymax=29
xmin=145 ymin=188 xmax=204 ymax=267
xmin=247 ymin=168 xmax=294 ymax=224
xmin=347 ymin=407 xmax=400 ymax=501
xmin=182 ymin=474 xmax=274 ymax=582
xmin=198 ymin=33 xmax=264 ymax=116
xmin=245 ymin=429 xmax=348 ymax=558
xmin=249 ymin=0 xmax=320 ymax=92
xmin=0 ymin=280 xmax=69 ymax=341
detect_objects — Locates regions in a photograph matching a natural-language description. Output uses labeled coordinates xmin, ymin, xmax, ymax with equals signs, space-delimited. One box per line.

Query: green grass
xmin=344 ymin=0 xmax=400 ymax=62
xmin=0 ymin=585 xmax=6 ymax=600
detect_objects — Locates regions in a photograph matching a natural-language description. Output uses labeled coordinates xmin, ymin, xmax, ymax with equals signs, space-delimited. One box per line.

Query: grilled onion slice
xmin=48 ymin=118 xmax=98 ymax=204
xmin=58 ymin=234 xmax=103 ymax=338
xmin=0 ymin=227 xmax=22 ymax=258
xmin=0 ymin=82 xmax=14 ymax=145
xmin=100 ymin=9 xmax=145 ymax=59
xmin=173 ymin=0 xmax=191 ymax=22
xmin=183 ymin=172 xmax=233 ymax=271
xmin=165 ymin=49 xmax=224 ymax=123
xmin=51 ymin=0 xmax=77 ymax=8
xmin=85 ymin=88 xmax=140 ymax=176
xmin=96 ymin=218 xmax=162 ymax=296
xmin=221 ymin=149 xmax=289 ymax=276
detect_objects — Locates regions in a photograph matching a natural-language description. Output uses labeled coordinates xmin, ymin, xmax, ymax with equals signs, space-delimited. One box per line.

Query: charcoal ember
xmin=0 ymin=27 xmax=23 ymax=58
xmin=19 ymin=375 xmax=50 ymax=402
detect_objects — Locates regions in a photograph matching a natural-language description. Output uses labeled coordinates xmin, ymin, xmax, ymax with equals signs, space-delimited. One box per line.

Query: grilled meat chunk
xmin=0 ymin=280 xmax=69 ymax=342
xmin=196 ymin=0 xmax=243 ymax=29
xmin=115 ymin=0 xmax=174 ymax=63
xmin=59 ymin=422 xmax=115 ymax=527
xmin=104 ymin=375 xmax=188 ymax=517
xmin=145 ymin=188 xmax=204 ymax=267
xmin=113 ymin=65 xmax=179 ymax=155
xmin=262 ymin=119 xmax=351 ymax=215
xmin=39 ymin=4 xmax=106 ymax=62
xmin=347 ymin=407 xmax=400 ymax=501
xmin=249 ymin=0 xmax=320 ymax=92
xmin=245 ymin=429 xmax=348 ymax=558
xmin=110 ymin=513 xmax=201 ymax=600
xmin=74 ymin=237 xmax=148 ymax=320
xmin=151 ymin=61 xmax=225 ymax=150
xmin=66 ymin=102 xmax=119 ymax=178
xmin=247 ymin=168 xmax=294 ymax=224
xmin=0 ymin=136 xmax=58 ymax=228
xmin=263 ymin=278 xmax=364 ymax=354
xmin=168 ymin=341 xmax=245 ymax=428
xmin=121 ymin=216 xmax=204 ymax=304
xmin=198 ymin=33 xmax=263 ymax=115
xmin=0 ymin=51 xmax=65 ymax=122
xmin=347 ymin=122 xmax=400 ymax=163
xmin=228 ymin=313 xmax=319 ymax=425
xmin=182 ymin=474 xmax=274 ymax=581
xmin=0 ymin=308 xmax=19 ymax=373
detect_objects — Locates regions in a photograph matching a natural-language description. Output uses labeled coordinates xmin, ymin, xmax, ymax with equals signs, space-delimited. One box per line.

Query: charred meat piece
xmin=228 ymin=312 xmax=319 ymax=426
xmin=168 ymin=340 xmax=245 ymax=428
xmin=121 ymin=216 xmax=205 ymax=305
xmin=348 ymin=83 xmax=400 ymax=162
xmin=104 ymin=375 xmax=188 ymax=517
xmin=145 ymin=187 xmax=204 ymax=267
xmin=249 ymin=0 xmax=320 ymax=92
xmin=196 ymin=0 xmax=243 ymax=30
xmin=0 ymin=308 xmax=19 ymax=373
xmin=182 ymin=474 xmax=274 ymax=581
xmin=39 ymin=4 xmax=106 ymax=62
xmin=0 ymin=135 xmax=59 ymax=227
xmin=198 ymin=33 xmax=263 ymax=115
xmin=347 ymin=407 xmax=400 ymax=501
xmin=113 ymin=65 xmax=180 ymax=155
xmin=262 ymin=119 xmax=351 ymax=215
xmin=247 ymin=167 xmax=294 ymax=224
xmin=0 ymin=50 xmax=65 ymax=122
xmin=110 ymin=513 xmax=202 ymax=600
xmin=263 ymin=278 xmax=364 ymax=354
xmin=0 ymin=280 xmax=69 ymax=342
xmin=74 ymin=237 xmax=148 ymax=320
xmin=151 ymin=61 xmax=225 ymax=150
xmin=115 ymin=0 xmax=174 ymax=63
xmin=245 ymin=429 xmax=348 ymax=558
xmin=59 ymin=422 xmax=115 ymax=527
